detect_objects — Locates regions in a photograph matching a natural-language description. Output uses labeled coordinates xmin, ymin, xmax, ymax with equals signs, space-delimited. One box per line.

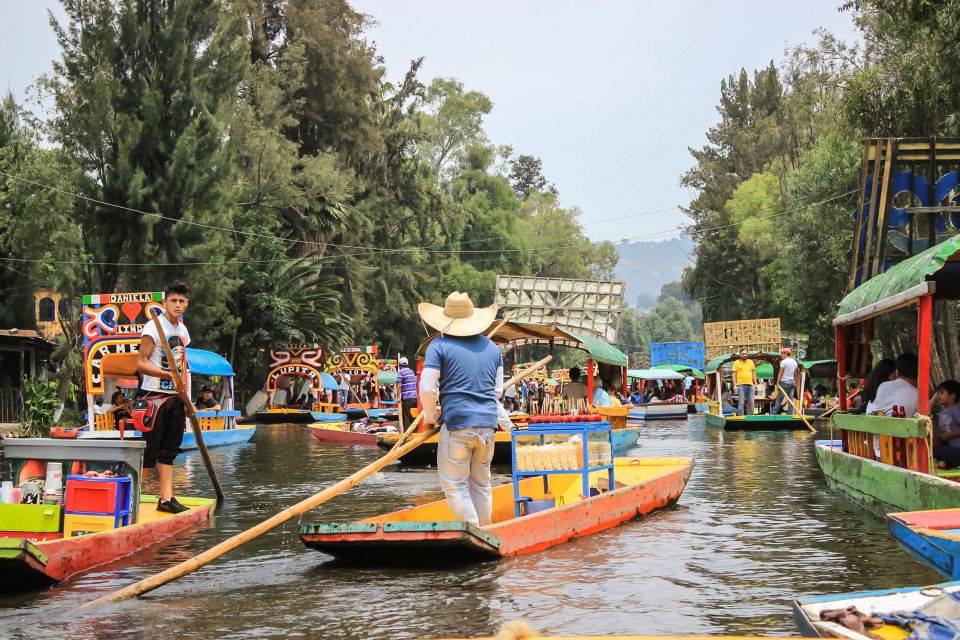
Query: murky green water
xmin=0 ymin=418 xmax=942 ymax=639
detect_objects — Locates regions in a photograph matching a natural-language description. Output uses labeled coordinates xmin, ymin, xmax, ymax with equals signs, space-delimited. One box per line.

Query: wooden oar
xmin=387 ymin=310 xmax=518 ymax=454
xmin=148 ymin=310 xmax=225 ymax=507
xmin=80 ymin=423 xmax=442 ymax=608
xmin=777 ymin=384 xmax=816 ymax=432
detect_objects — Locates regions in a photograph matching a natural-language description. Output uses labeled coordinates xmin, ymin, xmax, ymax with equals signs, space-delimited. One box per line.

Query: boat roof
xmin=835 ymin=234 xmax=960 ymax=326
xmin=378 ymin=370 xmax=397 ymax=385
xmin=185 ymin=348 xmax=234 ymax=377
xmin=650 ymin=364 xmax=705 ymax=379
xmin=705 ymin=351 xmax=782 ymax=373
xmin=416 ymin=321 xmax=628 ymax=367
xmin=627 ymin=368 xmax=685 ymax=380
xmin=705 ymin=352 xmax=835 ymax=378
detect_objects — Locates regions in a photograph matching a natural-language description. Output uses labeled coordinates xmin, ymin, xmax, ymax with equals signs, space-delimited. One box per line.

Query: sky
xmin=2 ymin=1 xmax=861 ymax=243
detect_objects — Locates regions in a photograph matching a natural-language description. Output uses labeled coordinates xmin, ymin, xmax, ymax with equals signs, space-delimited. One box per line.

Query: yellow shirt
xmin=732 ymin=359 xmax=756 ymax=386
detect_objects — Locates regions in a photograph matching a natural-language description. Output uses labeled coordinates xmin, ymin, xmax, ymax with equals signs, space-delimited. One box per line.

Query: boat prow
xmin=300 ymin=456 xmax=693 ymax=563
xmin=0 ymin=495 xmax=215 ymax=593
xmin=888 ymin=508 xmax=960 ymax=579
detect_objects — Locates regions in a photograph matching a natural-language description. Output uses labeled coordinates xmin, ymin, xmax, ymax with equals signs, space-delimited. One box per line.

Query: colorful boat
xmin=77 ymin=290 xmax=256 ymax=447
xmin=253 ymin=345 xmax=343 ymax=424
xmin=299 ymin=456 xmax=692 ymax=562
xmin=376 ymin=427 xmax=641 ymax=466
xmin=820 ymin=235 xmax=960 ymax=514
xmin=625 ymin=369 xmax=689 ymax=421
xmin=887 ymin=508 xmax=960 ymax=579
xmin=0 ymin=495 xmax=215 ymax=592
xmin=703 ymin=352 xmax=810 ymax=430
xmin=308 ymin=422 xmax=384 ymax=446
xmin=793 ymin=581 xmax=960 ymax=639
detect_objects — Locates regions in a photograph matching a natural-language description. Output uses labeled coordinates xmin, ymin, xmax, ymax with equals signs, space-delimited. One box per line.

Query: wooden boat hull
xmin=816 ymin=440 xmax=960 ymax=515
xmin=0 ymin=495 xmax=215 ymax=593
xmin=793 ymin=580 xmax=960 ymax=639
xmin=704 ymin=412 xmax=809 ymax=431
xmin=628 ymin=403 xmax=688 ymax=421
xmin=376 ymin=428 xmax=642 ymax=466
xmin=300 ymin=457 xmax=693 ymax=563
xmin=253 ymin=409 xmax=317 ymax=424
xmin=308 ymin=423 xmax=379 ymax=445
xmin=887 ymin=508 xmax=960 ymax=579
xmin=181 ymin=426 xmax=256 ymax=450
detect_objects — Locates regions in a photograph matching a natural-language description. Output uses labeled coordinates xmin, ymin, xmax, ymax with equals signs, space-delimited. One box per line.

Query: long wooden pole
xmin=777 ymin=384 xmax=816 ymax=432
xmin=81 ymin=424 xmax=441 ymax=608
xmin=148 ymin=310 xmax=224 ymax=507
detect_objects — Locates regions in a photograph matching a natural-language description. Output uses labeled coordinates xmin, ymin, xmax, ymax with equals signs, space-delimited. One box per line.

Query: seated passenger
xmin=933 ymin=380 xmax=960 ymax=469
xmin=865 ymin=353 xmax=919 ymax=417
xmin=854 ymin=358 xmax=896 ymax=414
xmin=591 ymin=376 xmax=612 ymax=407
xmin=105 ymin=391 xmax=132 ymax=420
xmin=195 ymin=385 xmax=221 ymax=411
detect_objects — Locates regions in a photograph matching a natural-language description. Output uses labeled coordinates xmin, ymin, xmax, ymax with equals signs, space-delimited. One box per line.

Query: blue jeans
xmin=737 ymin=385 xmax=755 ymax=416
xmin=437 ymin=427 xmax=496 ymax=527
xmin=773 ymin=383 xmax=796 ymax=415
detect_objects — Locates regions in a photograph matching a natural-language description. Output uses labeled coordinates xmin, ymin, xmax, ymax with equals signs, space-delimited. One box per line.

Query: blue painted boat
xmin=888 ymin=508 xmax=960 ymax=580
xmin=310 ymin=411 xmax=349 ymax=423
xmin=793 ymin=581 xmax=960 ymax=639
xmin=611 ymin=427 xmax=641 ymax=453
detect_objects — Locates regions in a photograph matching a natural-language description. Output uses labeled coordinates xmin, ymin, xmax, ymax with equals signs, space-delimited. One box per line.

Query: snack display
xmin=515 ymin=437 xmax=612 ymax=471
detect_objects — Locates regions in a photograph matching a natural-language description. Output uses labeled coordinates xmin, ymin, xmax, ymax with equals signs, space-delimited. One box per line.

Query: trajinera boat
xmin=703 ymin=352 xmax=812 ymax=431
xmin=649 ymin=363 xmax=707 ymax=413
xmin=300 ymin=456 xmax=692 ymax=562
xmin=252 ymin=345 xmax=344 ymax=424
xmin=0 ymin=437 xmax=214 ymax=593
xmin=625 ymin=369 xmax=689 ymax=420
xmin=793 ymin=580 xmax=960 ymax=640
xmin=887 ymin=508 xmax=960 ymax=580
xmin=70 ymin=290 xmax=255 ymax=448
xmin=377 ymin=321 xmax=642 ymax=466
xmin=817 ymin=235 xmax=960 ymax=515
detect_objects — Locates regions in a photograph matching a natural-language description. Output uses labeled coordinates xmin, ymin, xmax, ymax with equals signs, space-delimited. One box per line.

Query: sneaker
xmin=157 ymin=497 xmax=190 ymax=514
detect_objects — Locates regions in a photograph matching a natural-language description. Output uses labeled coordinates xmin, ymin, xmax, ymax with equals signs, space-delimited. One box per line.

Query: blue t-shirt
xmin=939 ymin=404 xmax=960 ymax=447
xmin=423 ymin=334 xmax=502 ymax=430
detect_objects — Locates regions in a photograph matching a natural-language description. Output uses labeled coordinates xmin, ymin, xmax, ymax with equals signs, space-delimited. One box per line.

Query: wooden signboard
xmin=703 ymin=318 xmax=781 ymax=361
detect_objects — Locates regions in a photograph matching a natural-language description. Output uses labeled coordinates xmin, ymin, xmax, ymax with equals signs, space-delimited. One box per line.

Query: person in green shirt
xmin=731 ymin=348 xmax=757 ymax=416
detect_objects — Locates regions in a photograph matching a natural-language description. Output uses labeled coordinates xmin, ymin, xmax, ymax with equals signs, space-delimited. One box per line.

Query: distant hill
xmin=614 ymin=236 xmax=694 ymax=311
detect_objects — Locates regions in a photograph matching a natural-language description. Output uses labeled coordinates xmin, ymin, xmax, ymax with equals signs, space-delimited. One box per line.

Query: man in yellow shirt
xmin=731 ymin=348 xmax=757 ymax=416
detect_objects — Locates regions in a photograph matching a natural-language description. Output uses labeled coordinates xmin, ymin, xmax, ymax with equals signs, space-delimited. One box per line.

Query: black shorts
xmin=142 ymin=393 xmax=185 ymax=468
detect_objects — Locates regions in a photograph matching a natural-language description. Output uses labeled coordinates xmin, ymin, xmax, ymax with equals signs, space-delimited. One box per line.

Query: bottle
xmin=899 ymin=405 xmax=907 ymax=418
xmin=0 ymin=481 xmax=11 ymax=504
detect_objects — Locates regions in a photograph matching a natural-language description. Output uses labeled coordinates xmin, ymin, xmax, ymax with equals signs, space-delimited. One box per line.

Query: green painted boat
xmin=704 ymin=412 xmax=809 ymax=431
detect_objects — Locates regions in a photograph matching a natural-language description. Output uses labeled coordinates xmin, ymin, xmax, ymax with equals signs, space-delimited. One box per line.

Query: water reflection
xmin=0 ymin=418 xmax=943 ymax=639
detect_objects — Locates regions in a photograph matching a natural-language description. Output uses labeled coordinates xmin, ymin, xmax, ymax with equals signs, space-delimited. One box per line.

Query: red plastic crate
xmin=64 ymin=476 xmax=132 ymax=516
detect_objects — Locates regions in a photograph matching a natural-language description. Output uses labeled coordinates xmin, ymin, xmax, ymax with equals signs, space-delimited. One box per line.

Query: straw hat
xmin=418 ymin=292 xmax=498 ymax=337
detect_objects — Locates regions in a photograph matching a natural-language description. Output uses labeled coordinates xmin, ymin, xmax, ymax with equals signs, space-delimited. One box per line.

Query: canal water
xmin=0 ymin=417 xmax=941 ymax=639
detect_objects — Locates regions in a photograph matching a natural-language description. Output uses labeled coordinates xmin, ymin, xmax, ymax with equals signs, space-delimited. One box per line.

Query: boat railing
xmin=832 ymin=413 xmax=932 ymax=473
xmin=94 ymin=410 xmax=240 ymax=432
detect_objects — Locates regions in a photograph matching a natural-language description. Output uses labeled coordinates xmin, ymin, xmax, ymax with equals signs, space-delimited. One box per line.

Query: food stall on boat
xmin=74 ymin=290 xmax=255 ymax=448
xmin=0 ymin=437 xmax=215 ymax=593
xmin=302 ymin=414 xmax=693 ymax=563
xmin=625 ymin=369 xmax=689 ymax=421
xmin=375 ymin=321 xmax=640 ymax=465
xmin=254 ymin=345 xmax=343 ymax=424
xmin=703 ymin=352 xmax=811 ymax=430
xmin=819 ymin=235 xmax=960 ymax=515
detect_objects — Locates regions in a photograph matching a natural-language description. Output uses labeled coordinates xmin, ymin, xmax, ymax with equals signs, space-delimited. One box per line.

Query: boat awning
xmin=801 ymin=359 xmax=838 ymax=379
xmin=378 ymin=370 xmax=397 ymax=385
xmin=185 ymin=348 xmax=234 ymax=377
xmin=705 ymin=352 xmax=781 ymax=374
xmin=416 ymin=321 xmax=629 ymax=367
xmin=650 ymin=364 xmax=705 ymax=379
xmin=835 ymin=235 xmax=960 ymax=326
xmin=627 ymin=368 xmax=685 ymax=380
xmin=321 ymin=372 xmax=339 ymax=390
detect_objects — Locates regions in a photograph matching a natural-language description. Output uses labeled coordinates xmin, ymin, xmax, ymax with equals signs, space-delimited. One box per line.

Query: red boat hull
xmin=309 ymin=425 xmax=378 ymax=445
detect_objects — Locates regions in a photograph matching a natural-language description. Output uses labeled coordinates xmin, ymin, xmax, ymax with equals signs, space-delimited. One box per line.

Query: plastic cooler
xmin=65 ymin=476 xmax=132 ymax=516
xmin=64 ymin=512 xmax=129 ymax=537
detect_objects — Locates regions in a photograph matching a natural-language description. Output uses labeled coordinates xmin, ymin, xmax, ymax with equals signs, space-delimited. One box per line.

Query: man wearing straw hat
xmin=419 ymin=292 xmax=502 ymax=527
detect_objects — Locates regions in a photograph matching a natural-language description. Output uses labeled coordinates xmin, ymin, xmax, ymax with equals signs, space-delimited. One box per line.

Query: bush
xmin=21 ymin=378 xmax=59 ymax=438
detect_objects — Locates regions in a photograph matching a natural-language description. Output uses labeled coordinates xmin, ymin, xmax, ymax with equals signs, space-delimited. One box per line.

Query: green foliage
xmin=642 ymin=297 xmax=697 ymax=345
xmin=21 ymin=378 xmax=59 ymax=438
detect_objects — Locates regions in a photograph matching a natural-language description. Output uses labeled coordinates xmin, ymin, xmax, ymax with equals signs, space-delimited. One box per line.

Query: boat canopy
xmin=705 ymin=352 xmax=782 ymax=374
xmin=416 ymin=320 xmax=628 ymax=367
xmin=627 ymin=368 xmax=685 ymax=380
xmin=835 ymin=234 xmax=960 ymax=326
xmin=185 ymin=348 xmax=234 ymax=377
xmin=320 ymin=372 xmax=340 ymax=390
xmin=378 ymin=370 xmax=397 ymax=385
xmin=801 ymin=359 xmax=838 ymax=379
xmin=650 ymin=364 xmax=705 ymax=379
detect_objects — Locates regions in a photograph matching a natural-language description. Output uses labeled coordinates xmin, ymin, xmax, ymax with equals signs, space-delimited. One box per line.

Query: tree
xmin=641 ymin=297 xmax=696 ymax=345
xmin=420 ymin=77 xmax=493 ymax=181
xmin=508 ymin=154 xmax=554 ymax=200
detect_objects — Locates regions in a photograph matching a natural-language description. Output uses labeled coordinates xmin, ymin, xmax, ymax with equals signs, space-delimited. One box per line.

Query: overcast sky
xmin=2 ymin=1 xmax=860 ymax=243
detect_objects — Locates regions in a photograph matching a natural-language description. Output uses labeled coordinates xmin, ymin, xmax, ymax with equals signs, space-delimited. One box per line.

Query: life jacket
xmin=119 ymin=395 xmax=176 ymax=437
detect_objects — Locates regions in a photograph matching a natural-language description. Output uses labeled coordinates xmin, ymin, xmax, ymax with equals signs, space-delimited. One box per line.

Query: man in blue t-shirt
xmin=418 ymin=292 xmax=501 ymax=527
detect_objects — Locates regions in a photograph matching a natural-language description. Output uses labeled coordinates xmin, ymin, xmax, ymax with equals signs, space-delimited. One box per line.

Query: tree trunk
xmin=931 ymin=301 xmax=960 ymax=391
